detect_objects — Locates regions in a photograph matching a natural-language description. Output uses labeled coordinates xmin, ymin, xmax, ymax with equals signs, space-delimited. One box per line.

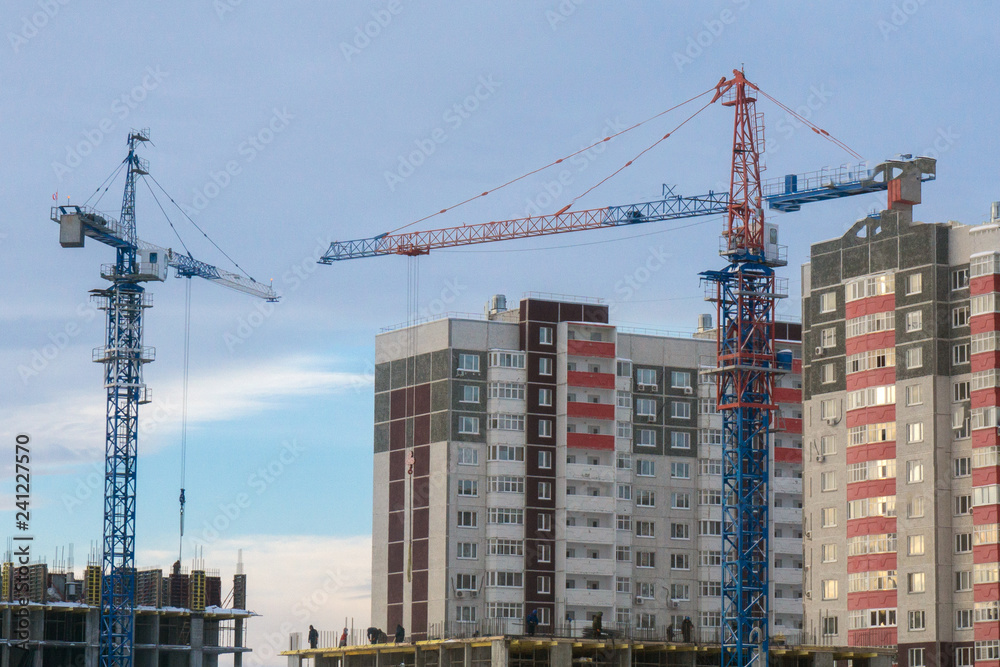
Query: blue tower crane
xmin=50 ymin=130 xmax=277 ymax=667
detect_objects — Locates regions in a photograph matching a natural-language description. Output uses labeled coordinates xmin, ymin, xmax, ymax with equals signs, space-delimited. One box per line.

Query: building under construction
xmin=0 ymin=558 xmax=252 ymax=666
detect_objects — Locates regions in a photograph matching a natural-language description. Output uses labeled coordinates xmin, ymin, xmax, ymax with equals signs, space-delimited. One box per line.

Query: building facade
xmin=801 ymin=201 xmax=1000 ymax=667
xmin=370 ymin=295 xmax=804 ymax=641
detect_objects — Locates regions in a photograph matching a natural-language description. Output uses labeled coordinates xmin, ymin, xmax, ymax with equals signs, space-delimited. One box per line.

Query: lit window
xmin=953 ymin=306 xmax=970 ymax=328
xmin=906 ymin=273 xmax=922 ymax=295
xmin=821 ymin=471 xmax=837 ymax=492
xmin=821 ymin=363 xmax=835 ymax=384
xmin=907 ymin=347 xmax=923 ymax=369
xmin=822 ymin=579 xmax=838 ymax=600
xmin=908 ymin=423 xmax=924 ymax=444
xmin=821 ymin=544 xmax=837 ymax=563
xmin=951 ymin=267 xmax=970 ymax=291
xmin=820 ymin=292 xmax=837 ymax=313
xmin=821 ymin=507 xmax=837 ymax=528
xmin=905 ymin=384 xmax=922 ymax=406
xmin=906 ymin=460 xmax=924 ymax=483
xmin=906 ymin=310 xmax=922 ymax=332
xmin=820 ymin=327 xmax=837 ymax=348
xmin=908 ymin=572 xmax=925 ymax=593
xmin=908 ymin=534 xmax=925 ymax=556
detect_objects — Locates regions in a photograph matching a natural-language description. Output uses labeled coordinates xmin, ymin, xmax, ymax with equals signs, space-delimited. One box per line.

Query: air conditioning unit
xmin=669 ymin=600 xmax=679 ymax=609
xmin=455 ymin=591 xmax=464 ymax=598
xmin=815 ymin=455 xmax=825 ymax=463
xmin=814 ymin=346 xmax=824 ymax=356
xmin=634 ymin=596 xmax=644 ymax=605
xmin=805 ymin=531 xmax=812 ymax=540
xmin=683 ymin=386 xmax=694 ymax=395
xmin=804 ymin=591 xmax=812 ymax=599
xmin=469 ymin=591 xmax=479 ymax=598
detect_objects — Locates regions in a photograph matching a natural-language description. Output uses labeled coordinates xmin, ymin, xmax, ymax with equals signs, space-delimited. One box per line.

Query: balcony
xmin=772 ymin=567 xmax=803 ymax=585
xmin=566 ymin=370 xmax=615 ymax=389
xmin=564 ymin=526 xmax=615 ymax=544
xmin=567 ymin=401 xmax=615 ymax=421
xmin=564 ymin=557 xmax=616 ymax=576
xmin=567 ymin=432 xmax=615 ymax=451
xmin=772 ymin=507 xmax=802 ymax=525
xmin=565 ymin=494 xmax=615 ymax=514
xmin=772 ymin=477 xmax=802 ymax=495
xmin=564 ymin=588 xmax=614 ymax=608
xmin=565 ymin=463 xmax=615 ymax=483
xmin=771 ymin=597 xmax=802 ymax=616
xmin=567 ymin=339 xmax=616 ymax=359
xmin=772 ymin=537 xmax=803 ymax=556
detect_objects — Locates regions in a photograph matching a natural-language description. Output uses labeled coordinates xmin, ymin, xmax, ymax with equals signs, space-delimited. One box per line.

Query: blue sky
xmin=1 ymin=2 xmax=997 ymax=664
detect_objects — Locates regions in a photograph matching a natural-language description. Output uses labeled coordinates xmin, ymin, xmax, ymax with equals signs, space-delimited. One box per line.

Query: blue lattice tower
xmin=98 ymin=130 xmax=152 ymax=667
xmin=701 ymin=70 xmax=783 ymax=667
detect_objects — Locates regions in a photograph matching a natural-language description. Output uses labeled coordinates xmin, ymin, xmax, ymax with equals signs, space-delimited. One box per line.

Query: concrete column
xmin=677 ymin=650 xmax=696 ymax=667
xmin=439 ymin=647 xmax=451 ymax=667
xmin=235 ymin=617 xmax=244 ymax=667
xmin=286 ymin=653 xmax=303 ymax=667
xmin=616 ymin=645 xmax=631 ymax=667
xmin=867 ymin=655 xmax=893 ymax=667
xmin=190 ymin=615 xmax=204 ymax=667
xmin=2 ymin=607 xmax=10 ymax=667
xmin=29 ymin=609 xmax=43 ymax=667
xmin=415 ymin=647 xmax=426 ymax=667
xmin=490 ymin=639 xmax=509 ymax=667
xmin=85 ymin=607 xmax=100 ymax=667
xmin=463 ymin=643 xmax=471 ymax=667
xmin=550 ymin=642 xmax=572 ymax=667
xmin=812 ymin=652 xmax=834 ymax=667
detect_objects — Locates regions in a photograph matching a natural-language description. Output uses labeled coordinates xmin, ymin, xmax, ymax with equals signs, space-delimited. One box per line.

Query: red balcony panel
xmin=566 ymin=401 xmax=615 ymax=420
xmin=973 ymin=429 xmax=1000 ymax=449
xmin=845 ymin=331 xmax=896 ymax=356
xmin=773 ymin=387 xmax=802 ymax=404
xmin=974 ymin=544 xmax=1000 ymax=564
xmin=792 ymin=358 xmax=802 ymax=374
xmin=971 ymin=274 xmax=1000 ymax=296
xmin=848 ymin=628 xmax=896 ymax=649
xmin=774 ymin=447 xmax=802 ymax=463
xmin=973 ymin=466 xmax=1000 ymax=486
xmin=779 ymin=418 xmax=802 ymax=434
xmin=567 ymin=339 xmax=616 ymax=359
xmin=976 ymin=621 xmax=1000 ymax=641
xmin=972 ymin=351 xmax=1000 ymax=373
xmin=845 ymin=294 xmax=896 ymax=320
xmin=846 ymin=442 xmax=897 ymax=465
xmin=971 ymin=313 xmax=1000 ymax=335
xmin=847 ymin=590 xmax=897 ymax=611
xmin=974 ymin=582 xmax=1000 ymax=603
xmin=847 ymin=479 xmax=896 ymax=501
xmin=845 ymin=368 xmax=896 ymax=392
xmin=973 ymin=387 xmax=1000 ymax=409
xmin=973 ymin=504 xmax=1000 ymax=524
xmin=567 ymin=432 xmax=615 ymax=451
xmin=847 ymin=552 xmax=897 ymax=573
xmin=846 ymin=516 xmax=896 ymax=538
xmin=845 ymin=405 xmax=896 ymax=429
xmin=566 ymin=370 xmax=615 ymax=389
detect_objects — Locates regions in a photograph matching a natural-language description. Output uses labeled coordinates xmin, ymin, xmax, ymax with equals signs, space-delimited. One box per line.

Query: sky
xmin=0 ymin=2 xmax=998 ymax=665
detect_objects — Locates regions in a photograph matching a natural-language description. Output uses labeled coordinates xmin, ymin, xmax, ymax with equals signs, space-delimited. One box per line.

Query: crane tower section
xmin=701 ymin=71 xmax=782 ymax=667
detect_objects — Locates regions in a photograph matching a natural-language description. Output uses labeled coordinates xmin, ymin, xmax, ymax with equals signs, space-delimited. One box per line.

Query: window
xmin=905 ymin=384 xmax=922 ymax=406
xmin=455 ymin=574 xmax=477 ymax=590
xmin=616 ymin=453 xmax=631 ymax=470
xmin=636 ymin=550 xmax=656 ymax=568
xmin=908 ymin=534 xmax=925 ymax=556
xmin=537 ymin=449 xmax=552 ymax=469
xmin=700 ymin=611 xmax=721 ymax=628
xmin=616 ymin=576 xmax=631 ymax=594
xmin=456 ymin=605 xmax=476 ymax=623
xmin=538 ymin=357 xmax=552 ymax=375
xmin=671 ymin=371 xmax=691 ymax=388
xmin=488 ymin=445 xmax=524 ymax=461
xmin=616 ymin=515 xmax=632 ymax=531
xmin=698 ymin=489 xmax=721 ymax=506
xmin=635 ymin=490 xmax=655 ymax=507
xmin=636 ymin=459 xmax=655 ymax=476
xmin=635 ymin=520 xmax=655 ymax=538
xmin=539 ymin=326 xmax=553 ymax=345
xmin=908 ymin=572 xmax=925 ymax=593
xmin=956 ymin=570 xmax=973 ymax=592
xmin=953 ymin=305 xmax=970 ymax=328
xmin=489 ymin=381 xmax=525 ymax=400
xmin=457 ymin=542 xmax=478 ymax=559
xmin=699 ymin=520 xmax=722 ymax=536
xmin=671 ymin=401 xmax=691 ymax=419
xmin=956 ymin=533 xmax=973 ymax=553
xmin=485 ymin=571 xmax=523 ymax=588
xmin=488 ymin=508 xmax=523 ymax=525
xmin=636 ymin=429 xmax=656 ymax=446
xmin=617 ymin=484 xmax=632 ymax=500
xmin=846 ymin=311 xmax=895 ymax=338
xmin=906 ymin=460 xmax=924 ymax=483
xmin=956 ymin=647 xmax=974 ymax=667
xmin=458 ymin=353 xmax=480 ymax=372
xmin=906 ymin=346 xmax=923 ymax=369
xmin=699 ymin=428 xmax=723 ymax=445
xmin=537 ymin=543 xmax=551 ymax=563
xmin=699 ymin=397 xmax=718 ymax=414
xmin=821 ymin=544 xmax=837 ymax=563
xmin=954 ymin=343 xmax=970 ymax=366
xmin=955 ymin=456 xmax=971 ymax=478
xmin=488 ymin=351 xmax=525 ymax=369
xmin=820 ymin=292 xmax=837 ymax=313
xmin=908 ymin=610 xmax=926 ymax=631
xmin=669 ymin=553 xmax=689 ymax=570
xmin=487 ymin=538 xmax=523 ymax=556
xmin=457 ymin=479 xmax=478 ymax=496
xmin=700 ymin=458 xmax=722 ymax=475
xmin=617 ymin=360 xmax=632 ymax=377
xmin=908 ymin=422 xmax=924 ymax=444
xmin=535 ymin=575 xmax=551 ymax=595
xmin=952 ymin=267 xmax=970 ymax=290
xmin=820 ymin=436 xmax=836 ymax=456
xmin=973 ymin=293 xmax=1000 ymax=316
xmin=617 ymin=390 xmax=632 ymax=408
xmin=700 ymin=550 xmax=722 ymax=566
xmin=847 ymin=347 xmax=896 ymax=374
xmin=821 ymin=471 xmax=837 ymax=492
xmin=538 ymin=419 xmax=552 ymax=437
xmin=486 ymin=602 xmax=522 ymax=619
xmin=821 ymin=363 xmax=835 ymax=384
xmin=822 ymin=616 xmax=839 ymax=636
xmin=978 ymin=641 xmax=1000 ymax=662
xmin=954 ymin=380 xmax=971 ymax=402
xmin=671 ymin=431 xmax=691 ymax=449
xmin=616 ymin=546 xmax=631 ymax=562
xmin=906 ymin=310 xmax=923 ymax=332
xmin=700 ymin=580 xmax=722 ymax=597
xmin=457 ymin=447 xmax=479 ymax=466
xmin=956 ymin=608 xmax=974 ymax=630
xmin=906 ymin=273 xmax=922 ymax=295
xmin=822 ymin=579 xmax=838 ymax=600
xmin=974 ymin=485 xmax=1000 ymax=506
xmin=461 ymin=385 xmax=480 ymax=403
xmin=636 ymin=398 xmax=657 ymax=417
xmin=975 ymin=601 xmax=1000 ymax=624
xmin=822 ymin=507 xmax=837 ymax=528
xmin=820 ymin=327 xmax=837 ymax=348
xmin=670 ymin=462 xmax=690 ymax=479
xmin=955 ymin=494 xmax=972 ymax=516
xmin=536 ymin=481 xmax=552 ymax=501
xmin=670 ymin=583 xmax=690 ymax=601
xmin=636 ymin=368 xmax=657 ymax=388
xmin=538 ymin=387 xmax=552 ymax=407
xmin=616 ymin=421 xmax=632 ymax=439
xmin=908 ymin=496 xmax=925 ymax=518
xmin=820 ymin=398 xmax=838 ymax=420
xmin=457 ymin=511 xmax=477 ymax=528
xmin=458 ymin=416 xmax=480 ymax=435
xmin=909 ymin=648 xmax=925 ymax=667
xmin=537 ymin=513 xmax=551 ymax=531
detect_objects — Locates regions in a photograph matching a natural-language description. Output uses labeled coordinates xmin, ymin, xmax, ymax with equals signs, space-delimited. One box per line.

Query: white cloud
xmin=140 ymin=534 xmax=372 ymax=667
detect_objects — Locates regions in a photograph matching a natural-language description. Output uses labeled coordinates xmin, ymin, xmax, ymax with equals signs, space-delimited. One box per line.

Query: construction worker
xmin=681 ymin=616 xmax=693 ymax=643
xmin=395 ymin=624 xmax=405 ymax=643
xmin=525 ymin=609 xmax=539 ymax=636
xmin=308 ymin=625 xmax=318 ymax=649
xmin=591 ymin=611 xmax=603 ymax=639
xmin=339 ymin=627 xmax=348 ymax=647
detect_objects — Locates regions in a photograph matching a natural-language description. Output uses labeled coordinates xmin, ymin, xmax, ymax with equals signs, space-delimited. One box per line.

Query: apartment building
xmin=801 ymin=199 xmax=1000 ymax=667
xmin=370 ymin=294 xmax=804 ymax=641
